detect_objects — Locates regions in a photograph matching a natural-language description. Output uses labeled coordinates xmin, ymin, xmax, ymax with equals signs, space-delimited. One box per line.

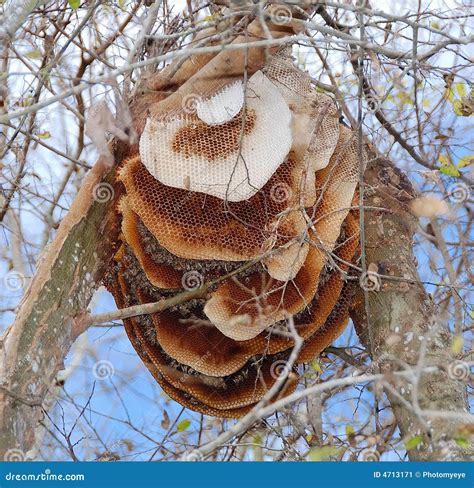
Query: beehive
xmin=106 ymin=40 xmax=365 ymax=417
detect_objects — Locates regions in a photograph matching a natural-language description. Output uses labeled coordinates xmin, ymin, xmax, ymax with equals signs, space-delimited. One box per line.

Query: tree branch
xmin=350 ymin=156 xmax=472 ymax=461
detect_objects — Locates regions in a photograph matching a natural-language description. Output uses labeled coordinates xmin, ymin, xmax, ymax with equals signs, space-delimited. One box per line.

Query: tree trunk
xmin=351 ymin=156 xmax=471 ymax=461
xmin=0 ymin=158 xmax=122 ymax=460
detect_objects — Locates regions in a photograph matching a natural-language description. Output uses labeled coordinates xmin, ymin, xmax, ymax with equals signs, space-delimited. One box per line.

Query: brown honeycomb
xmin=110 ymin=259 xmax=298 ymax=415
xmin=138 ymin=211 xmax=359 ymax=378
xmin=106 ymin=44 xmax=366 ymax=418
xmin=119 ymin=197 xmax=183 ymax=289
xmin=118 ymin=153 xmax=306 ymax=263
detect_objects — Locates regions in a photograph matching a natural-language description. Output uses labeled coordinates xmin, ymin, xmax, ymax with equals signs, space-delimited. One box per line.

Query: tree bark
xmin=0 ymin=158 xmax=122 ymax=460
xmin=351 ymin=156 xmax=472 ymax=461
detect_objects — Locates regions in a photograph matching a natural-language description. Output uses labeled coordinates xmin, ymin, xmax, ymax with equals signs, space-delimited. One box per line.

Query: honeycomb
xmin=140 ymin=70 xmax=293 ymax=202
xmin=196 ymin=81 xmax=244 ymax=125
xmin=106 ymin=44 xmax=366 ymax=418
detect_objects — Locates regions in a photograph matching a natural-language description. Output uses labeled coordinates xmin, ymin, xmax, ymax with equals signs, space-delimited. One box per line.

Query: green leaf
xmin=455 ymin=83 xmax=466 ymax=98
xmin=444 ymin=87 xmax=454 ymax=102
xmin=177 ymin=419 xmax=191 ymax=432
xmin=36 ymin=131 xmax=51 ymax=139
xmin=404 ymin=435 xmax=423 ymax=450
xmin=308 ymin=445 xmax=339 ymax=461
xmin=451 ymin=335 xmax=464 ymax=355
xmin=25 ymin=49 xmax=42 ymax=59
xmin=453 ymin=100 xmax=465 ymax=116
xmin=310 ymin=360 xmax=322 ymax=374
xmin=438 ymin=154 xmax=450 ymax=166
xmin=345 ymin=425 xmax=355 ymax=437
xmin=252 ymin=434 xmax=262 ymax=447
xmin=458 ymin=155 xmax=474 ymax=169
xmin=454 ymin=437 xmax=470 ymax=449
xmin=68 ymin=0 xmax=80 ymax=9
xmin=396 ymin=91 xmax=413 ymax=106
xmin=439 ymin=164 xmax=460 ymax=177
xmin=438 ymin=156 xmax=460 ymax=177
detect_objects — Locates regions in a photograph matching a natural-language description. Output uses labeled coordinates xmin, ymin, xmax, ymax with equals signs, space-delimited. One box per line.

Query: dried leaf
xmin=368 ymin=262 xmax=379 ymax=274
xmin=85 ymin=98 xmax=136 ymax=167
xmin=161 ymin=409 xmax=170 ymax=430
